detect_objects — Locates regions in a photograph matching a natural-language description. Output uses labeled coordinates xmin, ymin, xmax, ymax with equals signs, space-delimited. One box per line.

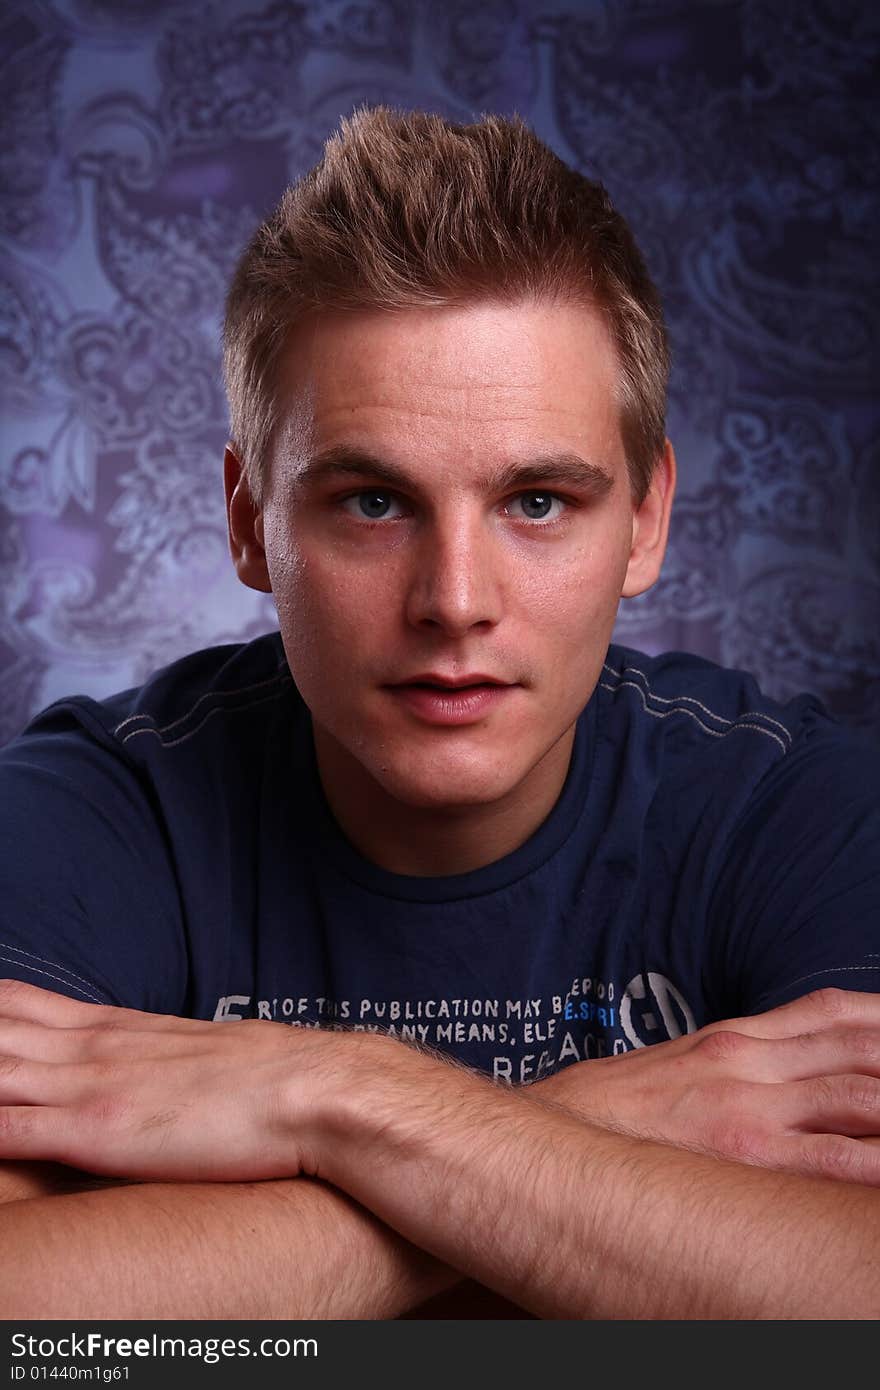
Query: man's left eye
xmin=342 ymin=491 xmax=404 ymax=521
xmin=510 ymin=493 xmax=564 ymax=522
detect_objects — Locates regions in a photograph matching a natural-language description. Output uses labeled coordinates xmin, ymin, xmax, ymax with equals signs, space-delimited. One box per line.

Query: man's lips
xmin=383 ymin=676 xmax=518 ymax=726
xmin=387 ymin=674 xmax=514 ymax=690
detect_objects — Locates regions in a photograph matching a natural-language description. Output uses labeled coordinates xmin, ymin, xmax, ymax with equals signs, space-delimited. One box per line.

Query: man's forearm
xmin=322 ymin=1045 xmax=880 ymax=1320
xmin=2 ymin=984 xmax=878 ymax=1320
xmin=0 ymin=1177 xmax=453 ymax=1320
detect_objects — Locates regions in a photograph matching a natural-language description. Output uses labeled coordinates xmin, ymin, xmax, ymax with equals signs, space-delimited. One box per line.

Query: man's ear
xmin=224 ymin=445 xmax=272 ymax=593
xmin=622 ymin=439 xmax=676 ymax=599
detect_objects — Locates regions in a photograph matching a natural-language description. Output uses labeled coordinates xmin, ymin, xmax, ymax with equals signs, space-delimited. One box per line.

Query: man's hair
xmin=223 ymin=106 xmax=669 ymax=505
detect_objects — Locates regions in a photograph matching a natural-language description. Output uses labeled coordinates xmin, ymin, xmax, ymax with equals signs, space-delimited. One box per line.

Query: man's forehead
xmin=277 ymin=298 xmax=617 ymax=393
xmin=272 ymin=299 xmax=622 ymax=474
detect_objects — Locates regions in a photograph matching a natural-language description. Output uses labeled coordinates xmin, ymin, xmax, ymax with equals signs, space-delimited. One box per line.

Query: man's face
xmin=234 ymin=298 xmax=671 ymax=818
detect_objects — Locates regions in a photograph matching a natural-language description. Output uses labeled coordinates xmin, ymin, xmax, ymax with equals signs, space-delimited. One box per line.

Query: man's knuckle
xmin=837 ymin=1075 xmax=880 ymax=1117
xmin=0 ymin=1105 xmax=34 ymax=1141
xmin=811 ymin=1070 xmax=880 ymax=1119
xmin=695 ymin=1029 xmax=749 ymax=1063
xmin=809 ymin=1134 xmax=868 ymax=1182
xmin=844 ymin=1028 xmax=880 ymax=1067
xmin=0 ymin=979 xmax=33 ymax=1008
xmin=808 ymin=1074 xmax=837 ymax=1108
xmin=89 ymin=1010 xmax=126 ymax=1031
xmin=804 ymin=987 xmax=852 ymax=1021
xmin=93 ymin=1021 xmax=124 ymax=1041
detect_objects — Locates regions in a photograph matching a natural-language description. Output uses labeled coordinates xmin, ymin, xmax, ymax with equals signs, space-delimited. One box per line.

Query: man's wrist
xmin=302 ymin=1032 xmax=483 ymax=1183
xmin=283 ymin=1028 xmax=429 ymax=1180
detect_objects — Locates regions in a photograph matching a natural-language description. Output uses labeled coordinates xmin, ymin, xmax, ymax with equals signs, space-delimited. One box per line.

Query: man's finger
xmin=792 ymin=1075 xmax=880 ymax=1137
xmin=0 ymin=1017 xmax=225 ymax=1064
xmin=0 ymin=1104 xmax=71 ymax=1164
xmin=709 ymin=988 xmax=880 ymax=1042
xmin=693 ymin=1026 xmax=880 ymax=1082
xmin=0 ymin=980 xmax=106 ymax=1026
xmin=0 ymin=980 xmax=208 ymax=1034
xmin=780 ymin=1133 xmax=880 ymax=1187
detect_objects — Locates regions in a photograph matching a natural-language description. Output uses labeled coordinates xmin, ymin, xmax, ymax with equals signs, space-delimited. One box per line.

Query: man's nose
xmin=404 ymin=513 xmax=502 ymax=636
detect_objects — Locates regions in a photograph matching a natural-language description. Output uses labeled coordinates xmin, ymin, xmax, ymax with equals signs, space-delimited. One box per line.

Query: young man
xmin=0 ymin=108 xmax=878 ymax=1319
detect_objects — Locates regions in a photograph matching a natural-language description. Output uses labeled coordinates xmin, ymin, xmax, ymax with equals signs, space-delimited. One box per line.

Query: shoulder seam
xmin=600 ymin=660 xmax=793 ymax=754
xmin=779 ymin=965 xmax=880 ymax=992
xmin=0 ymin=948 xmax=106 ymax=1004
xmin=114 ymin=671 xmax=293 ymax=748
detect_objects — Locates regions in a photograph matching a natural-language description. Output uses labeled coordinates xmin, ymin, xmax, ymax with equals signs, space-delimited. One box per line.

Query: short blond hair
xmin=223 ymin=106 xmax=669 ymax=504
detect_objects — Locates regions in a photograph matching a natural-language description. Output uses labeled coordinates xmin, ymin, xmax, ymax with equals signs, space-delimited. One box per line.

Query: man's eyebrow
xmin=294 ymin=446 xmax=415 ymax=491
xmin=295 ymin=445 xmax=616 ymax=495
xmin=491 ymin=453 xmax=615 ymax=496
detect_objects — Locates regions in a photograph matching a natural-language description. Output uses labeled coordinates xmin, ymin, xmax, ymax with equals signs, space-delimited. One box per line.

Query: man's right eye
xmin=340 ymin=491 xmax=404 ymax=521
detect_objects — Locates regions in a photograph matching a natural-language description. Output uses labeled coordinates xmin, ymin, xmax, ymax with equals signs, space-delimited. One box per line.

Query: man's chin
xmin=314 ymin=717 xmax=546 ymax=816
xmin=368 ymin=760 xmax=522 ymax=815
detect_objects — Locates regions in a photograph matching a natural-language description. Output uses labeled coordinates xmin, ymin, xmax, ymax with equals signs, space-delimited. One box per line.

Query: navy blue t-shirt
xmin=1 ymin=632 xmax=878 ymax=1082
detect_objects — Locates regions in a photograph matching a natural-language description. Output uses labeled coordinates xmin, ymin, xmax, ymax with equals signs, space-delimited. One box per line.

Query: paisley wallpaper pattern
xmin=2 ymin=0 xmax=878 ymax=744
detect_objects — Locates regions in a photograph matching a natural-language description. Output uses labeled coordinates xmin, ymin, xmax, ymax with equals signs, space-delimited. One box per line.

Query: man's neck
xmin=311 ymin=726 xmax=576 ymax=878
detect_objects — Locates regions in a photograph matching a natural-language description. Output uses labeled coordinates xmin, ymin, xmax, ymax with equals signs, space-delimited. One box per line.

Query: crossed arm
xmin=0 ymin=981 xmax=878 ymax=1319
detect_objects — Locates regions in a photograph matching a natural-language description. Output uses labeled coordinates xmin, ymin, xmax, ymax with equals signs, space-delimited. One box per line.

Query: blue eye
xmin=510 ymin=493 xmax=565 ymax=522
xmin=520 ymin=493 xmax=552 ymax=519
xmin=358 ymin=492 xmax=392 ymax=519
xmin=342 ymin=491 xmax=403 ymax=520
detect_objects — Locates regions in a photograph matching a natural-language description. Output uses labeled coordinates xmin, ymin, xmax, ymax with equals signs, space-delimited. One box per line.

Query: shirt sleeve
xmin=708 ymin=723 xmax=880 ymax=1016
xmin=0 ymin=709 xmax=188 ymax=1012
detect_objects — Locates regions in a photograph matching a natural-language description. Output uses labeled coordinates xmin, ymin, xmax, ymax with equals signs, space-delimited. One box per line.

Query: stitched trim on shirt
xmin=0 ymin=954 xmax=106 ymax=1004
xmin=116 ymin=672 xmax=293 ymax=748
xmin=114 ymin=667 xmax=290 ymax=739
xmin=119 ymin=688 xmax=294 ymax=749
xmin=0 ymin=941 xmax=103 ymax=996
xmin=600 ymin=663 xmax=792 ymax=753
xmin=603 ymin=661 xmax=793 ymax=742
xmin=778 ymin=964 xmax=880 ymax=991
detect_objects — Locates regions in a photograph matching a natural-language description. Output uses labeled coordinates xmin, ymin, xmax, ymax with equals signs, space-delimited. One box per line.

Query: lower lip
xmin=387 ymin=683 xmax=514 ymax=726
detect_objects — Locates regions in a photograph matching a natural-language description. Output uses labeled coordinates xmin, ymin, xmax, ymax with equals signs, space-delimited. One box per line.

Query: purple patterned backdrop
xmin=2 ymin=0 xmax=878 ymax=745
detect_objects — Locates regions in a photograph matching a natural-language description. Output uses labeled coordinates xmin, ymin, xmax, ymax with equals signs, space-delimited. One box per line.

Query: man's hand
xmin=533 ymin=987 xmax=880 ymax=1183
xmin=1 ymin=980 xmax=879 ymax=1318
xmin=0 ymin=979 xmax=877 ymax=1190
xmin=0 ymin=979 xmax=355 ymax=1182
